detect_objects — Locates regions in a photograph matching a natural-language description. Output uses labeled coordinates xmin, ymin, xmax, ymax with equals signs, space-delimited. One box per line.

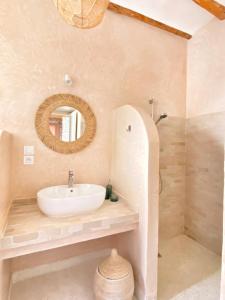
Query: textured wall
xmin=0 ymin=0 xmax=186 ymax=202
xmin=187 ymin=19 xmax=225 ymax=118
xmin=111 ymin=105 xmax=159 ymax=299
xmin=0 ymin=260 xmax=11 ymax=300
xmin=11 ymin=237 xmax=114 ymax=272
xmin=186 ymin=113 xmax=224 ymax=254
xmin=0 ymin=131 xmax=12 ymax=237
xmin=158 ymin=117 xmax=186 ymax=239
xmin=186 ymin=19 xmax=225 ymax=254
xmin=221 ymin=150 xmax=225 ymax=300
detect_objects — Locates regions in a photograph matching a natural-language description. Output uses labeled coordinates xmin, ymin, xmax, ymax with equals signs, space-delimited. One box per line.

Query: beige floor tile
xmin=10 ymin=256 xmax=137 ymax=300
xmin=158 ymin=235 xmax=221 ymax=300
xmin=11 ymin=257 xmax=101 ymax=300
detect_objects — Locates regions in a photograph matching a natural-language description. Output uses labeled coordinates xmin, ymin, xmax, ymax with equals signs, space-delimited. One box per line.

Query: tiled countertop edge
xmin=0 ymin=222 xmax=138 ymax=260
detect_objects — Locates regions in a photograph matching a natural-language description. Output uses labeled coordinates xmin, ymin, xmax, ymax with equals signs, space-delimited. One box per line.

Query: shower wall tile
xmin=158 ymin=117 xmax=186 ymax=239
xmin=185 ymin=111 xmax=225 ymax=254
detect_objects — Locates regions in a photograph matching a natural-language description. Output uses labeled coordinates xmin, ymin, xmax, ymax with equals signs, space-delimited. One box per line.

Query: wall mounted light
xmin=64 ymin=74 xmax=73 ymax=86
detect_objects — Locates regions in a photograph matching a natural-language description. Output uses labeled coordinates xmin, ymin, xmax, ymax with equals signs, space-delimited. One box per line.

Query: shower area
xmin=150 ymin=100 xmax=223 ymax=300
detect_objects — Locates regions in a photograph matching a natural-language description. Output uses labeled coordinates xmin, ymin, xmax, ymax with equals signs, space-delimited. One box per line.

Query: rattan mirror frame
xmin=35 ymin=94 xmax=96 ymax=154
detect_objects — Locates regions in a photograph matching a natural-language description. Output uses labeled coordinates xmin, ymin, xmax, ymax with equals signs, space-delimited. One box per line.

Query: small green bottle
xmin=105 ymin=183 xmax=112 ymax=200
xmin=110 ymin=193 xmax=119 ymax=202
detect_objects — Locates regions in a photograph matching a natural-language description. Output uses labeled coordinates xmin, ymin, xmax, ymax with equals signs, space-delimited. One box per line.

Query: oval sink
xmin=37 ymin=184 xmax=106 ymax=217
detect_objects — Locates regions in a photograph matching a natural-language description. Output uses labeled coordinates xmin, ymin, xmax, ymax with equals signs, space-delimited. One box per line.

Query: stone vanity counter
xmin=0 ymin=199 xmax=138 ymax=259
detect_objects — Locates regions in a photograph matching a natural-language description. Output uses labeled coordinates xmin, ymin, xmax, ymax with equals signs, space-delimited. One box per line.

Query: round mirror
xmin=35 ymin=94 xmax=96 ymax=154
xmin=49 ymin=106 xmax=86 ymax=142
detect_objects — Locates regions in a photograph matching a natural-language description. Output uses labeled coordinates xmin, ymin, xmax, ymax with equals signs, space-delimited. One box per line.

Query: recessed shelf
xmin=0 ymin=198 xmax=138 ymax=259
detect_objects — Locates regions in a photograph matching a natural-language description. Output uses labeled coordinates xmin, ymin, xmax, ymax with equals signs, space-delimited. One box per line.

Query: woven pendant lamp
xmin=53 ymin=0 xmax=109 ymax=29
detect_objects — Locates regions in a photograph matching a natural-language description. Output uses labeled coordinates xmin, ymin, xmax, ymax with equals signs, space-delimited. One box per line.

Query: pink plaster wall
xmin=0 ymin=131 xmax=12 ymax=236
xmin=11 ymin=236 xmax=114 ymax=272
xmin=221 ymin=149 xmax=225 ymax=299
xmin=187 ymin=18 xmax=225 ymax=118
xmin=0 ymin=260 xmax=11 ymax=300
xmin=186 ymin=19 xmax=225 ymax=254
xmin=0 ymin=0 xmax=186 ymax=200
xmin=187 ymin=19 xmax=225 ymax=118
xmin=111 ymin=105 xmax=159 ymax=300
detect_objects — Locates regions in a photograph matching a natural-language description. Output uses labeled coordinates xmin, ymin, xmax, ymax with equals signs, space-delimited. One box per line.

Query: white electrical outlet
xmin=24 ymin=146 xmax=34 ymax=156
xmin=24 ymin=156 xmax=34 ymax=165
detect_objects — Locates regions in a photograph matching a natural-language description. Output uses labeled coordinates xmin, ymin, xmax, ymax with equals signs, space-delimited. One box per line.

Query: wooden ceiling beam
xmin=193 ymin=0 xmax=225 ymax=20
xmin=108 ymin=2 xmax=192 ymax=40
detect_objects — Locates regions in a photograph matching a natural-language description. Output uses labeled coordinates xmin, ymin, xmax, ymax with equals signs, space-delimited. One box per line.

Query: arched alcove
xmin=110 ymin=105 xmax=159 ymax=300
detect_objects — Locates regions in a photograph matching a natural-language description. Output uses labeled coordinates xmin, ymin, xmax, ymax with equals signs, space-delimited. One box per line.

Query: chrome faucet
xmin=68 ymin=170 xmax=74 ymax=188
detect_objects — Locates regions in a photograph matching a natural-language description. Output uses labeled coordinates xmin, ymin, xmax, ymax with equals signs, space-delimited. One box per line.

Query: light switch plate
xmin=24 ymin=156 xmax=34 ymax=165
xmin=24 ymin=146 xmax=34 ymax=156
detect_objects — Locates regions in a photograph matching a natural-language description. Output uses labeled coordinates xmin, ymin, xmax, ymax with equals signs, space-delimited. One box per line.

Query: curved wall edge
xmin=110 ymin=105 xmax=159 ymax=300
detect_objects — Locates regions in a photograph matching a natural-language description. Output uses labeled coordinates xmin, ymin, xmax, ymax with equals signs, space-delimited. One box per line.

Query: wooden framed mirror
xmin=35 ymin=94 xmax=96 ymax=154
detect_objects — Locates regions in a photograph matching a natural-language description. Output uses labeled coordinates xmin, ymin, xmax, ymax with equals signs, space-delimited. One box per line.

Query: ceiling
xmin=112 ymin=0 xmax=222 ymax=35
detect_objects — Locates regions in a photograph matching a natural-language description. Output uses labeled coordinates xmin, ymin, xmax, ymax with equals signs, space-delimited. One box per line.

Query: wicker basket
xmin=94 ymin=249 xmax=134 ymax=300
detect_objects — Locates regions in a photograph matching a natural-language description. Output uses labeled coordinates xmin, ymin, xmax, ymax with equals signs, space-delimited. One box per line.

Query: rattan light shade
xmin=53 ymin=0 xmax=109 ymax=28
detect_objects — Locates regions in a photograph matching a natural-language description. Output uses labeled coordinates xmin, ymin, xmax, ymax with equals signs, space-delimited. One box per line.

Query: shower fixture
xmin=155 ymin=112 xmax=168 ymax=195
xmin=155 ymin=113 xmax=168 ymax=125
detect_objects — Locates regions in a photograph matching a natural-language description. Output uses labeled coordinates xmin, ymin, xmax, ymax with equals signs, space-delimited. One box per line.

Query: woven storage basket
xmin=94 ymin=249 xmax=134 ymax=300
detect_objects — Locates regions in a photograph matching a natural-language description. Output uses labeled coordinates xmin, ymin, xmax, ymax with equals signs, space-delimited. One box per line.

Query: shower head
xmin=155 ymin=113 xmax=168 ymax=125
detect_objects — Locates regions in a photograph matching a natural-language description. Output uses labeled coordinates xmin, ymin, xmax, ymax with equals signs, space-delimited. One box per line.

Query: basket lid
xmin=98 ymin=249 xmax=131 ymax=280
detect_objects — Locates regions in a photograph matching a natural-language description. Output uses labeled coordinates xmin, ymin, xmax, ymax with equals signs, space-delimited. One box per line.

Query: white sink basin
xmin=37 ymin=184 xmax=106 ymax=217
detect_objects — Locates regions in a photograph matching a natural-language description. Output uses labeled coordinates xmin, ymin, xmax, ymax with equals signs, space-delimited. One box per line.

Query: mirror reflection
xmin=49 ymin=106 xmax=85 ymax=142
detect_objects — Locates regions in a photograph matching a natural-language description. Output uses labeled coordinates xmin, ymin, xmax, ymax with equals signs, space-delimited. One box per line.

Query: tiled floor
xmin=10 ymin=234 xmax=221 ymax=300
xmin=10 ymin=253 xmax=136 ymax=300
xmin=158 ymin=235 xmax=221 ymax=300
xmin=11 ymin=255 xmax=104 ymax=300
